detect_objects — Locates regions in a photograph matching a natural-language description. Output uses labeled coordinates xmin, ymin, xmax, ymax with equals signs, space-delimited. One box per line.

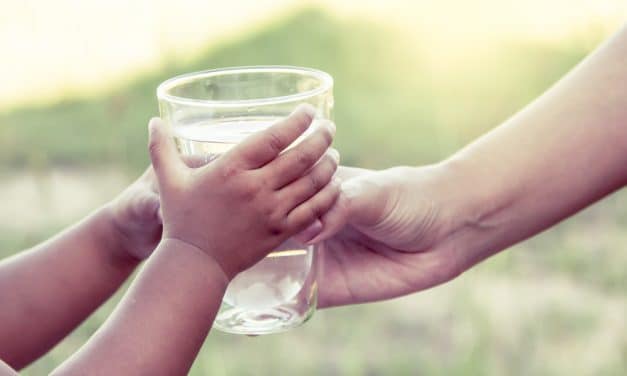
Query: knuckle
xmin=294 ymin=204 xmax=319 ymax=226
xmin=265 ymin=131 xmax=285 ymax=154
xmin=219 ymin=163 xmax=241 ymax=180
xmin=293 ymin=109 xmax=313 ymax=131
xmin=254 ymin=174 xmax=273 ymax=192
xmin=294 ymin=149 xmax=315 ymax=167
xmin=324 ymin=155 xmax=338 ymax=174
xmin=319 ymin=127 xmax=333 ymax=146
xmin=308 ymin=172 xmax=324 ymax=192
xmin=311 ymin=201 xmax=327 ymax=218
xmin=304 ymin=205 xmax=321 ymax=223
xmin=237 ymin=182 xmax=261 ymax=202
xmin=260 ymin=202 xmax=277 ymax=218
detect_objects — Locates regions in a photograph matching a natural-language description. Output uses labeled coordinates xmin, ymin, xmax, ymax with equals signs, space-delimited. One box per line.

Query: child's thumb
xmin=147 ymin=118 xmax=184 ymax=187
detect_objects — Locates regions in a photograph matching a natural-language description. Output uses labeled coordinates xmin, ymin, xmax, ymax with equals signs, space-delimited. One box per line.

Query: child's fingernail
xmin=294 ymin=103 xmax=316 ymax=119
xmin=149 ymin=117 xmax=163 ymax=129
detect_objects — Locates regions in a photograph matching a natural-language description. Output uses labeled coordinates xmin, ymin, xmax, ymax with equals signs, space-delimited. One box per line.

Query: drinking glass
xmin=157 ymin=66 xmax=333 ymax=335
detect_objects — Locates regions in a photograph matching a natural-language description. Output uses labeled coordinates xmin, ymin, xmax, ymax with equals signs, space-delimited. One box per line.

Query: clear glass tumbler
xmin=157 ymin=66 xmax=333 ymax=335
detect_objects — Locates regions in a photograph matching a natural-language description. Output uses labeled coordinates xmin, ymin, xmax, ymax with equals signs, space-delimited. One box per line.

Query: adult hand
xmin=312 ymin=165 xmax=475 ymax=308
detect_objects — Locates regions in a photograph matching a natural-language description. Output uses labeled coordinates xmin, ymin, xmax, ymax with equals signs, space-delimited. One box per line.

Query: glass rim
xmin=156 ymin=66 xmax=333 ymax=108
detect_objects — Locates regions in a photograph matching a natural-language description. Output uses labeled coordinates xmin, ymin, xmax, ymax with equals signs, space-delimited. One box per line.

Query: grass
xmin=0 ymin=7 xmax=625 ymax=376
xmin=0 ymin=9 xmax=592 ymax=171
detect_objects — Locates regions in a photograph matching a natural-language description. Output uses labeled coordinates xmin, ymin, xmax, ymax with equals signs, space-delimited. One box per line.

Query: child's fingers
xmin=134 ymin=190 xmax=162 ymax=222
xmin=148 ymin=118 xmax=186 ymax=189
xmin=266 ymin=120 xmax=336 ymax=189
xmin=304 ymin=192 xmax=350 ymax=244
xmin=284 ymin=178 xmax=341 ymax=234
xmin=226 ymin=104 xmax=316 ymax=170
xmin=137 ymin=166 xmax=159 ymax=194
xmin=181 ymin=154 xmax=212 ymax=168
xmin=293 ymin=220 xmax=323 ymax=244
xmin=305 ymin=168 xmax=370 ymax=243
xmin=277 ymin=148 xmax=339 ymax=210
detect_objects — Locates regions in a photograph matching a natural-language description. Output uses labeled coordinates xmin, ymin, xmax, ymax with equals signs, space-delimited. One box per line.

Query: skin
xmin=1 ymin=22 xmax=624 ymax=375
xmin=312 ymin=24 xmax=627 ymax=308
xmin=0 ymin=105 xmax=340 ymax=375
xmin=0 ymin=168 xmax=161 ymax=370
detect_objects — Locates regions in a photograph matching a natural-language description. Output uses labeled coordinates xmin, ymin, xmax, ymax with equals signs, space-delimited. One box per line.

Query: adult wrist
xmin=434 ymin=156 xmax=518 ymax=267
xmin=437 ymin=154 xmax=516 ymax=230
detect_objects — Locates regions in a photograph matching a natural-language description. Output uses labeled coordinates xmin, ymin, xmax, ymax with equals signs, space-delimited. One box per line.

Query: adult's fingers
xmin=225 ymin=104 xmax=316 ymax=170
xmin=148 ymin=118 xmax=186 ymax=189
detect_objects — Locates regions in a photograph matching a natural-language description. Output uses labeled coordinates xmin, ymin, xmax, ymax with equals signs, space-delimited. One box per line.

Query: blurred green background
xmin=0 ymin=1 xmax=626 ymax=375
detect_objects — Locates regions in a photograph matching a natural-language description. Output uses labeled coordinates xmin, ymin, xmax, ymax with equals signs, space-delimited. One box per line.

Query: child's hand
xmin=148 ymin=105 xmax=340 ymax=279
xmin=106 ymin=168 xmax=162 ymax=260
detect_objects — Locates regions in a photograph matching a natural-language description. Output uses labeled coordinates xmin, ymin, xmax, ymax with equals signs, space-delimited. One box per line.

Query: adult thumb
xmin=308 ymin=171 xmax=388 ymax=243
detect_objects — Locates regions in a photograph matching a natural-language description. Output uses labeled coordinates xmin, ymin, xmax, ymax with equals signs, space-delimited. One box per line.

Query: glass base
xmin=214 ymin=304 xmax=315 ymax=335
xmin=214 ymin=238 xmax=317 ymax=335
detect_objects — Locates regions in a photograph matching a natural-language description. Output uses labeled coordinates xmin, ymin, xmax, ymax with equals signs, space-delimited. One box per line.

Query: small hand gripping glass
xmin=157 ymin=66 xmax=334 ymax=335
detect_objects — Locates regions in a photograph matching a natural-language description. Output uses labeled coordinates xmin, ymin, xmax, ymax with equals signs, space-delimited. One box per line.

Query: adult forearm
xmin=441 ymin=25 xmax=627 ymax=266
xmin=0 ymin=207 xmax=139 ymax=368
xmin=52 ymin=239 xmax=227 ymax=376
